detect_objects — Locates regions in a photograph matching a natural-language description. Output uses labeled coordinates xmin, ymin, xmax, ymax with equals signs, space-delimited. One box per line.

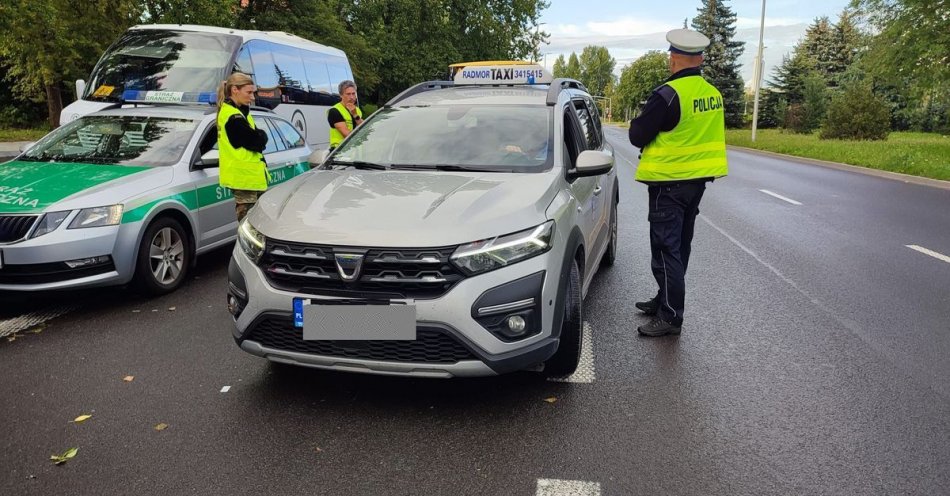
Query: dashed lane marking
xmin=549 ymin=322 xmax=595 ymax=384
xmin=536 ymin=479 xmax=602 ymax=496
xmin=759 ymin=189 xmax=802 ymax=205
xmin=906 ymin=245 xmax=950 ymax=264
xmin=0 ymin=307 xmax=74 ymax=339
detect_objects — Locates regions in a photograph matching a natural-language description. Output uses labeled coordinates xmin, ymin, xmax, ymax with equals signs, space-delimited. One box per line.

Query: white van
xmin=60 ymin=24 xmax=354 ymax=149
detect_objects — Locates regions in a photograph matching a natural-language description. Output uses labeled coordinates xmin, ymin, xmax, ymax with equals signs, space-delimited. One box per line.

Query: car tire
xmin=544 ymin=259 xmax=583 ymax=377
xmin=601 ymin=194 xmax=618 ymax=267
xmin=133 ymin=217 xmax=192 ymax=295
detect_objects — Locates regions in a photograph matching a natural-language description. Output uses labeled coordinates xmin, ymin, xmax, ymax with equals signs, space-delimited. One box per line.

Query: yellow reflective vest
xmin=217 ymin=103 xmax=268 ymax=191
xmin=328 ymin=102 xmax=362 ymax=148
xmin=636 ymin=75 xmax=728 ymax=182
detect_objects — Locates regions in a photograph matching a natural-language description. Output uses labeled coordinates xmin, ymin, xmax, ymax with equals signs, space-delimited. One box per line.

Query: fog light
xmin=506 ymin=315 xmax=526 ymax=333
xmin=64 ymin=255 xmax=111 ymax=269
xmin=227 ymin=295 xmax=240 ymax=316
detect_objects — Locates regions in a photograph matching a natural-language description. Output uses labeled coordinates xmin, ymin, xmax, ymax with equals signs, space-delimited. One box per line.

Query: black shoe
xmin=634 ymin=298 xmax=659 ymax=315
xmin=637 ymin=317 xmax=682 ymax=337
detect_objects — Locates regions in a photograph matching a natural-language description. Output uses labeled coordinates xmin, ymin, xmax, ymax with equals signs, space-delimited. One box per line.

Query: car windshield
xmin=21 ymin=115 xmax=199 ymax=167
xmin=332 ymin=105 xmax=553 ymax=172
xmin=85 ymin=30 xmax=241 ymax=102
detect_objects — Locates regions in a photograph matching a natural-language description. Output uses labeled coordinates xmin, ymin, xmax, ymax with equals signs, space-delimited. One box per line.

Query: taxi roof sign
xmin=451 ymin=62 xmax=553 ymax=85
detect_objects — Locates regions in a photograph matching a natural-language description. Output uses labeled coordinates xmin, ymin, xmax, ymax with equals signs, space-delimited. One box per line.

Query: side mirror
xmin=308 ymin=148 xmax=329 ymax=168
xmin=196 ymin=149 xmax=220 ymax=169
xmin=19 ymin=142 xmax=36 ymax=153
xmin=75 ymin=79 xmax=86 ymax=100
xmin=569 ymin=150 xmax=613 ymax=178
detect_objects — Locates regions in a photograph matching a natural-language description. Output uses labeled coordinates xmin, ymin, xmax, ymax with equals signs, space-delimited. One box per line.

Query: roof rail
xmin=386 ymin=81 xmax=455 ymax=106
xmin=546 ymin=78 xmax=588 ymax=106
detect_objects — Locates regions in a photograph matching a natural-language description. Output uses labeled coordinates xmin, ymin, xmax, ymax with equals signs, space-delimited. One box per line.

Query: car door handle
xmin=593 ymin=186 xmax=602 ymax=196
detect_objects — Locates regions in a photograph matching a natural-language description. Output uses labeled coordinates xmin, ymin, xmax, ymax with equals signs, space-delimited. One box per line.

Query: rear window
xmin=21 ymin=115 xmax=198 ymax=167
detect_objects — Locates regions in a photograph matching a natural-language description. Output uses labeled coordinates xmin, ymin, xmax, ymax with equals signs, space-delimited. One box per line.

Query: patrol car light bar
xmin=121 ymin=90 xmax=216 ymax=105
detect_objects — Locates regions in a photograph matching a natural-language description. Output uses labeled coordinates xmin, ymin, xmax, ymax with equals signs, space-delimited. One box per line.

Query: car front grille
xmin=0 ymin=215 xmax=38 ymax=243
xmin=246 ymin=316 xmax=476 ymax=364
xmin=259 ymin=240 xmax=466 ymax=299
xmin=0 ymin=260 xmax=116 ymax=284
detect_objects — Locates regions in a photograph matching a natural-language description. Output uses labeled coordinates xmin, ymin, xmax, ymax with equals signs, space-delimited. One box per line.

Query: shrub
xmin=820 ymin=82 xmax=890 ymax=140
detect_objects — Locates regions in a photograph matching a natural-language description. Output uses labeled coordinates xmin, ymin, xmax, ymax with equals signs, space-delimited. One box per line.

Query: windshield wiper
xmin=390 ymin=164 xmax=499 ymax=172
xmin=327 ymin=159 xmax=388 ymax=170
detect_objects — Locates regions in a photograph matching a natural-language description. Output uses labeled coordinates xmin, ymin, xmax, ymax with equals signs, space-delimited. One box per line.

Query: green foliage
xmin=578 ymin=46 xmax=615 ymax=97
xmin=755 ymin=88 xmax=786 ymax=129
xmin=615 ymin=51 xmax=668 ymax=119
xmin=691 ymin=0 xmax=745 ymax=128
xmin=551 ymin=54 xmax=567 ymax=78
xmin=820 ymin=81 xmax=890 ymax=140
xmin=140 ymin=0 xmax=235 ymax=26
xmin=564 ymin=53 xmax=582 ymax=81
xmin=802 ymin=71 xmax=829 ymax=132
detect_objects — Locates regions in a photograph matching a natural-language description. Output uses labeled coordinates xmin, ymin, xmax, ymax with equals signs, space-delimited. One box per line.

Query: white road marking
xmin=0 ymin=307 xmax=74 ymax=339
xmin=536 ymin=479 xmax=601 ymax=496
xmin=906 ymin=245 xmax=950 ymax=264
xmin=549 ymin=322 xmax=595 ymax=384
xmin=759 ymin=189 xmax=802 ymax=205
xmin=220 ymin=386 xmax=231 ymax=393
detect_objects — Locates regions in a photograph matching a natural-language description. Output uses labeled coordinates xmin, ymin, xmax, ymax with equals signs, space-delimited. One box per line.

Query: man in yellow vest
xmin=628 ymin=28 xmax=728 ymax=337
xmin=217 ymin=72 xmax=269 ymax=222
xmin=327 ymin=80 xmax=363 ymax=150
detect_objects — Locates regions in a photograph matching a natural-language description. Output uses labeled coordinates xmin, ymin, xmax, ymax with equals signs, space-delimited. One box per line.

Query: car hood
xmin=0 ymin=160 xmax=172 ymax=214
xmin=251 ymin=169 xmax=558 ymax=247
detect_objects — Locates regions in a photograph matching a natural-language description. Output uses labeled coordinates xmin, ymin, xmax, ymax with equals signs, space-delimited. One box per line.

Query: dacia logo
xmin=334 ymin=253 xmax=364 ymax=282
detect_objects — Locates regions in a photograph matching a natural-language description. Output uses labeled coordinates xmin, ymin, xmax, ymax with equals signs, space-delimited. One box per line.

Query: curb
xmin=728 ymin=145 xmax=950 ymax=191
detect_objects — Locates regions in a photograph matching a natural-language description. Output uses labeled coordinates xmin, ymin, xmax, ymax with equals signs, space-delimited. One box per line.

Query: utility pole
xmin=751 ymin=0 xmax=766 ymax=141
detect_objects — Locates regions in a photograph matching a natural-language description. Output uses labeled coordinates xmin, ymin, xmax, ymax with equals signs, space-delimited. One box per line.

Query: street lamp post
xmin=751 ymin=0 xmax=767 ymax=142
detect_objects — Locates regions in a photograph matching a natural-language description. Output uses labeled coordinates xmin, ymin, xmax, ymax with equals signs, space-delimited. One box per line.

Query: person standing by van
xmin=217 ymin=72 xmax=269 ymax=221
xmin=327 ymin=80 xmax=363 ymax=150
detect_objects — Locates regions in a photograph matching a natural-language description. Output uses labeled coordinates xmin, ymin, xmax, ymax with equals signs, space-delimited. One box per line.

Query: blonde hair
xmin=217 ymin=72 xmax=255 ymax=107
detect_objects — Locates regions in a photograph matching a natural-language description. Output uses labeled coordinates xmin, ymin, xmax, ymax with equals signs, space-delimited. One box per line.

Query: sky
xmin=538 ymin=0 xmax=851 ymax=87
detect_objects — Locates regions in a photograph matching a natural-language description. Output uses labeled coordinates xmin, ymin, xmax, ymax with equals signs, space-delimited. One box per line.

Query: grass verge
xmin=0 ymin=126 xmax=50 ymax=142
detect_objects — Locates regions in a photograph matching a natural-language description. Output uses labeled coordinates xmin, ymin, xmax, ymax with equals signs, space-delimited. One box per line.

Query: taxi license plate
xmin=294 ymin=298 xmax=416 ymax=341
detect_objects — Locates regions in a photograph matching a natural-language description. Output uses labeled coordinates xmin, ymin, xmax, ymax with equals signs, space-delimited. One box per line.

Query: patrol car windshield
xmin=85 ymin=30 xmax=241 ymax=102
xmin=21 ymin=115 xmax=199 ymax=167
xmin=332 ymin=105 xmax=553 ymax=172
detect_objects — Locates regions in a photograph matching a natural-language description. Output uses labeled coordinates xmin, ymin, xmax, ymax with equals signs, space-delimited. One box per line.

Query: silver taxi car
xmin=229 ymin=63 xmax=619 ymax=377
xmin=0 ymin=106 xmax=312 ymax=294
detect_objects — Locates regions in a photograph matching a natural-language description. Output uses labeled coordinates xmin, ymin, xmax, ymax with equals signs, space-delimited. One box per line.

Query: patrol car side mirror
xmin=569 ymin=150 xmax=613 ymax=178
xmin=196 ymin=149 xmax=220 ymax=169
xmin=308 ymin=148 xmax=329 ymax=168
xmin=19 ymin=142 xmax=36 ymax=153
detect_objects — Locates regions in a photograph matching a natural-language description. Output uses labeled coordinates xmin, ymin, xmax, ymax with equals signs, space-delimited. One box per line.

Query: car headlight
xmin=451 ymin=221 xmax=554 ymax=275
xmin=238 ymin=219 xmax=265 ymax=262
xmin=68 ymin=205 xmax=123 ymax=229
xmin=30 ymin=210 xmax=71 ymax=238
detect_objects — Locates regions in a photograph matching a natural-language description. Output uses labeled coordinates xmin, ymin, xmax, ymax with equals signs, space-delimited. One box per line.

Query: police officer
xmin=216 ymin=72 xmax=269 ymax=222
xmin=628 ymin=28 xmax=729 ymax=337
xmin=327 ymin=80 xmax=363 ymax=150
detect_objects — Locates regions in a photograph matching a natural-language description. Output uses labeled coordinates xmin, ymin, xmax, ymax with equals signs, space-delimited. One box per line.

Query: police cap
xmin=666 ymin=28 xmax=710 ymax=55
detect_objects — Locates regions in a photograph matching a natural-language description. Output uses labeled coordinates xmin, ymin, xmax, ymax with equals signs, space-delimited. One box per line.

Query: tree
xmin=769 ymin=49 xmax=818 ymax=105
xmin=141 ymin=0 xmax=235 ymax=26
xmin=691 ymin=0 xmax=745 ymax=127
xmin=800 ymin=17 xmax=838 ymax=84
xmin=551 ymin=54 xmax=567 ymax=78
xmin=820 ymin=80 xmax=890 ymax=140
xmin=578 ymin=45 xmax=615 ymax=97
xmin=565 ymin=53 xmax=582 ymax=81
xmin=614 ymin=51 xmax=668 ymax=119
xmin=0 ymin=0 xmax=140 ymax=127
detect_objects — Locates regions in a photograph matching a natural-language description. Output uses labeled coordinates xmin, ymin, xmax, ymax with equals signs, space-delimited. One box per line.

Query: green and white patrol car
xmin=0 ymin=105 xmax=313 ymax=294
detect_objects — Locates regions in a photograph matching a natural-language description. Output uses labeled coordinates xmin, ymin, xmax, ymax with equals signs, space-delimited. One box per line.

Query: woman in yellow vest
xmin=217 ymin=73 xmax=269 ymax=221
xmin=628 ymin=28 xmax=729 ymax=337
xmin=327 ymin=80 xmax=363 ymax=150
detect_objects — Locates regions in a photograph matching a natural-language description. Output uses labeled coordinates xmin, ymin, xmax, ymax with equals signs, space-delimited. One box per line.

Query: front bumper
xmin=0 ymin=221 xmax=140 ymax=291
xmin=229 ymin=243 xmax=564 ymax=377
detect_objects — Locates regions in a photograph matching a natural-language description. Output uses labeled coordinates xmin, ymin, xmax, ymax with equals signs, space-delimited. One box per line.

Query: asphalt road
xmin=1 ymin=126 xmax=948 ymax=495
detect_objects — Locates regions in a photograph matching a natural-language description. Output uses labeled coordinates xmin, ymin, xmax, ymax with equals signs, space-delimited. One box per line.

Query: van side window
xmin=563 ymin=111 xmax=583 ymax=168
xmin=572 ymin=99 xmax=601 ymax=150
xmin=246 ymin=41 xmax=278 ymax=89
xmin=235 ymin=45 xmax=253 ymax=76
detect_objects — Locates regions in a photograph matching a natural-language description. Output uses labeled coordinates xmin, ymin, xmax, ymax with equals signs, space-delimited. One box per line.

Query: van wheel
xmin=134 ymin=217 xmax=192 ymax=295
xmin=544 ymin=259 xmax=583 ymax=377
xmin=601 ymin=196 xmax=618 ymax=267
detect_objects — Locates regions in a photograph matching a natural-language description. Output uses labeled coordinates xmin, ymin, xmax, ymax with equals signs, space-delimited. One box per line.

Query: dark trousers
xmin=647 ymin=181 xmax=707 ymax=326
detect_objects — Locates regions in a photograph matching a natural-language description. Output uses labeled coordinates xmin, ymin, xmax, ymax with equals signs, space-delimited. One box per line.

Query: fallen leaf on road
xmin=50 ymin=447 xmax=78 ymax=465
xmin=168 ymin=307 xmax=176 ymax=311
xmin=543 ymin=396 xmax=557 ymax=403
xmin=6 ymin=334 xmax=16 ymax=342
xmin=123 ymin=375 xmax=134 ymax=382
xmin=315 ymin=447 xmax=323 ymax=453
xmin=154 ymin=423 xmax=169 ymax=431
xmin=132 ymin=310 xmax=141 ymax=313
xmin=72 ymin=414 xmax=92 ymax=423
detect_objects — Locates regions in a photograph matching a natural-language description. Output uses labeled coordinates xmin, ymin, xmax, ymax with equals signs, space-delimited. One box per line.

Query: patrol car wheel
xmin=544 ymin=259 xmax=583 ymax=377
xmin=134 ymin=217 xmax=192 ymax=295
xmin=601 ymin=196 xmax=618 ymax=267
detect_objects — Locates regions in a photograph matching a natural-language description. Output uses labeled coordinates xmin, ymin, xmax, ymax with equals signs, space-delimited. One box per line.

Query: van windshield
xmin=84 ymin=30 xmax=241 ymax=102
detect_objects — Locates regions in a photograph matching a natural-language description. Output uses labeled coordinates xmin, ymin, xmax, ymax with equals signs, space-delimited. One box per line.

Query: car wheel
xmin=601 ymin=195 xmax=618 ymax=267
xmin=544 ymin=259 xmax=583 ymax=377
xmin=134 ymin=217 xmax=192 ymax=295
